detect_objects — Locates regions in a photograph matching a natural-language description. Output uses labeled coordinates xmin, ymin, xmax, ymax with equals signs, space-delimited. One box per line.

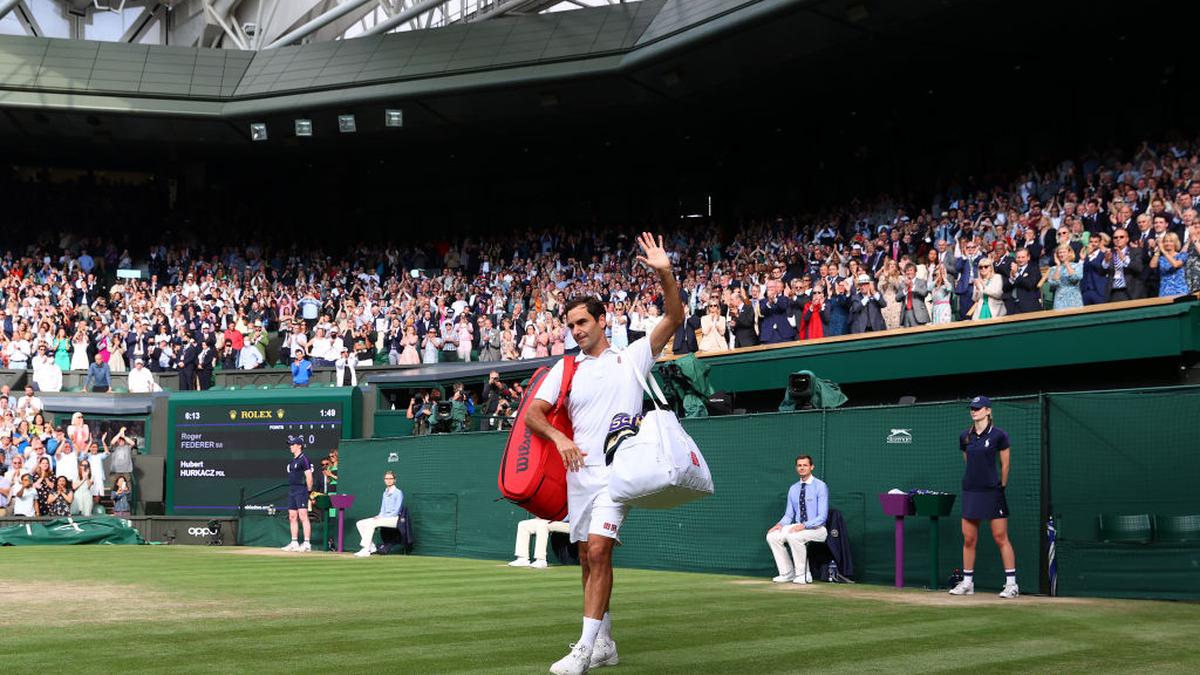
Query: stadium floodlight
xmin=294 ymin=119 xmax=313 ymax=137
xmin=338 ymin=114 xmax=357 ymax=133
xmin=385 ymin=109 xmax=404 ymax=128
xmin=250 ymin=123 xmax=268 ymax=141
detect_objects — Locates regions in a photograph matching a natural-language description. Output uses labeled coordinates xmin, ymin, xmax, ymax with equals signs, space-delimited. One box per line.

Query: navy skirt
xmin=962 ymin=488 xmax=1008 ymax=520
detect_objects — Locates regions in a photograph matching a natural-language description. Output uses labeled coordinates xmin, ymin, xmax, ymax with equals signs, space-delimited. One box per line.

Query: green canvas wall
xmin=340 ymin=398 xmax=1045 ymax=591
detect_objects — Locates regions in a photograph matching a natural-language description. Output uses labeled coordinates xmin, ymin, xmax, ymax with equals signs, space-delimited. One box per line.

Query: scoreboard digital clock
xmin=170 ymin=402 xmax=346 ymax=515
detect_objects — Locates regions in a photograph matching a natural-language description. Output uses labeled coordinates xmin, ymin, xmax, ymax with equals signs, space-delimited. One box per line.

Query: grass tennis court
xmin=6 ymin=546 xmax=1200 ymax=674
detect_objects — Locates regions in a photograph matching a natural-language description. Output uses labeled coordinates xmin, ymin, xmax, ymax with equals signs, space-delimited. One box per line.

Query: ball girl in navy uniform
xmin=281 ymin=439 xmax=314 ymax=553
xmin=949 ymin=395 xmax=1019 ymax=599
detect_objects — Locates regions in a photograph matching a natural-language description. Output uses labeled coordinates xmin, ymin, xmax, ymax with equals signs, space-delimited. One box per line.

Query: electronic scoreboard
xmin=171 ymin=402 xmax=345 ymax=515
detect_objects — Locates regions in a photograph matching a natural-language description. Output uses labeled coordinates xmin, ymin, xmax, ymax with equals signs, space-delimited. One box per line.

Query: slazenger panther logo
xmin=188 ymin=527 xmax=217 ymax=536
xmin=886 ymin=429 xmax=913 ymax=444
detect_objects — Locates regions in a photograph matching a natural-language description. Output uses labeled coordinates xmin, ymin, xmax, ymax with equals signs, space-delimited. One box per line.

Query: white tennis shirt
xmin=534 ymin=337 xmax=657 ymax=467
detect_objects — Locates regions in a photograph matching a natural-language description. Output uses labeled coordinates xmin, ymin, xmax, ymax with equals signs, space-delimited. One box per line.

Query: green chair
xmin=1098 ymin=514 xmax=1153 ymax=544
xmin=1155 ymin=515 xmax=1200 ymax=544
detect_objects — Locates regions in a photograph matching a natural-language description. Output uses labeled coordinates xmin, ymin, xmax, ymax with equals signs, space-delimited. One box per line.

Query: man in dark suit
xmin=886 ymin=230 xmax=907 ymax=262
xmin=824 ymin=279 xmax=852 ymax=336
xmin=125 ymin=322 xmax=151 ymax=363
xmin=196 ymin=341 xmax=216 ymax=391
xmin=177 ymin=336 xmax=199 ymax=391
xmin=672 ymin=309 xmax=701 ymax=354
xmin=1107 ymin=228 xmax=1149 ymax=301
xmin=1080 ymin=237 xmax=1111 ymax=306
xmin=758 ymin=280 xmax=797 ymax=344
xmin=729 ymin=291 xmax=759 ymax=348
xmin=848 ymin=275 xmax=887 ymax=334
xmin=864 ymin=243 xmax=887 ymax=277
xmin=786 ymin=278 xmax=811 ymax=330
xmin=953 ymin=240 xmax=982 ymax=320
xmin=1010 ymin=249 xmax=1043 ymax=314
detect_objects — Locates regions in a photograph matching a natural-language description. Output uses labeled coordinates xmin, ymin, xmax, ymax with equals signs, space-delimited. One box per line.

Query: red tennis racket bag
xmin=498 ymin=357 xmax=577 ymax=520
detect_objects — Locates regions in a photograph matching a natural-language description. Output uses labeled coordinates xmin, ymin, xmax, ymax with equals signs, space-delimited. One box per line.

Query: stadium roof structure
xmin=0 ymin=0 xmax=983 ymax=145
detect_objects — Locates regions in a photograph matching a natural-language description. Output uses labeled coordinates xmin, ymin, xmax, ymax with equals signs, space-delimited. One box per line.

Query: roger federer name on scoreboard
xmin=179 ymin=432 xmax=223 ymax=449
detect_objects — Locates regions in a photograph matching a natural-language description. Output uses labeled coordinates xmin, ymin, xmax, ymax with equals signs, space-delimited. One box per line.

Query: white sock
xmin=578 ymin=617 xmax=602 ymax=651
xmin=290 ymin=539 xmax=298 ymax=545
xmin=599 ymin=612 xmax=612 ymax=640
xmin=963 ymin=569 xmax=974 ymax=583
xmin=1005 ymin=569 xmax=1017 ymax=586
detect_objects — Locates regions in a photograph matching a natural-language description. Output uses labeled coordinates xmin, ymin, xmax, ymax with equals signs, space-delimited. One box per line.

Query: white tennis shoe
xmin=531 ymin=559 xmax=549 ymax=569
xmin=280 ymin=541 xmax=300 ymax=552
xmin=549 ymin=642 xmax=592 ymax=675
xmin=771 ymin=574 xmax=795 ymax=583
xmin=948 ymin=580 xmax=974 ymax=595
xmin=999 ymin=584 xmax=1020 ymax=599
xmin=508 ymin=557 xmax=531 ymax=568
xmin=590 ymin=637 xmax=619 ymax=668
xmin=299 ymin=542 xmax=312 ymax=552
xmin=353 ymin=548 xmax=371 ymax=558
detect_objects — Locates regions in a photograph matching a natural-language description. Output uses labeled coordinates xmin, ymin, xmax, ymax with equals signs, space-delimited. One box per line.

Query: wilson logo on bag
xmin=497 ymin=357 xmax=578 ymax=520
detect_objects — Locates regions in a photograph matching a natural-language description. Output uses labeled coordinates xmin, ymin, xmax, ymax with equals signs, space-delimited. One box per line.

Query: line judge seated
xmin=765 ymin=454 xmax=829 ymax=584
xmin=354 ymin=470 xmax=404 ymax=558
xmin=508 ymin=517 xmax=571 ymax=569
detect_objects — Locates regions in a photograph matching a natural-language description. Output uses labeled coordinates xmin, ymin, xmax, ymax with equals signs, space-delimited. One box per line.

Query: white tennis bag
xmin=608 ymin=364 xmax=714 ymax=509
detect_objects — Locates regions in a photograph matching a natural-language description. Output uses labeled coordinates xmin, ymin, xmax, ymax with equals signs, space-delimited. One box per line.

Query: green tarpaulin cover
xmin=0 ymin=516 xmax=146 ymax=546
xmin=660 ymin=354 xmax=715 ymax=418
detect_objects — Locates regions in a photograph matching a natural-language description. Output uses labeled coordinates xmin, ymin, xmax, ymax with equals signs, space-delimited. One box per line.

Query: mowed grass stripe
xmin=4 ymin=547 xmax=1200 ymax=674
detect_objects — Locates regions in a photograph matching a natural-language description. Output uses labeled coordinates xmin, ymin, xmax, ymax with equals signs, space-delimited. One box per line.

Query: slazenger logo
xmin=187 ymin=527 xmax=217 ymax=536
xmin=886 ymin=429 xmax=913 ymax=444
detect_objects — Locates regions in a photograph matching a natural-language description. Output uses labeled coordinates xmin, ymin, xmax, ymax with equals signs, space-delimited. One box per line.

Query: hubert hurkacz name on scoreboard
xmin=179 ymin=433 xmax=223 ymax=449
xmin=179 ymin=460 xmax=225 ymax=477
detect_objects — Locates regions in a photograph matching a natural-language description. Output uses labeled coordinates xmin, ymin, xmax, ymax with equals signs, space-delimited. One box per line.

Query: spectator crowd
xmin=2 ymin=136 xmax=1199 ymax=398
xmin=0 ymin=405 xmax=136 ymax=517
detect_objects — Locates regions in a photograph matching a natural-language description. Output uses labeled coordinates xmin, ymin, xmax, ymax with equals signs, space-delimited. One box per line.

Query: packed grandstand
xmin=1 ymin=135 xmax=1198 ymax=396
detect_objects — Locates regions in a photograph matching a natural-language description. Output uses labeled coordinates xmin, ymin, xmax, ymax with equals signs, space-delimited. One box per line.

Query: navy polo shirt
xmin=959 ymin=423 xmax=1010 ymax=491
xmin=287 ymin=453 xmax=312 ymax=488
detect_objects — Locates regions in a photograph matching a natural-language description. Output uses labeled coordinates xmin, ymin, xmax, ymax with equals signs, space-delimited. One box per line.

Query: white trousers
xmin=356 ymin=515 xmax=399 ymax=549
xmin=514 ymin=519 xmax=570 ymax=560
xmin=766 ymin=526 xmax=828 ymax=579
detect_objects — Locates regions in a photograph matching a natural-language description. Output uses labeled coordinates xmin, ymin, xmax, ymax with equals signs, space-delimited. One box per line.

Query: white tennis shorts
xmin=567 ymin=464 xmax=629 ymax=544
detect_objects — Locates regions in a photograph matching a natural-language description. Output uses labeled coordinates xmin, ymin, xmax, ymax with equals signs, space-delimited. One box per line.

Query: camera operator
xmin=495 ymin=397 xmax=515 ymax=431
xmin=406 ymin=390 xmax=434 ymax=436
xmin=483 ymin=370 xmax=513 ymax=430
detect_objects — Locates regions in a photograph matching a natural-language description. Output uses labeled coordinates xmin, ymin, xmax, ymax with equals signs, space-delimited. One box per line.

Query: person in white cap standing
xmin=127 ymin=358 xmax=160 ymax=393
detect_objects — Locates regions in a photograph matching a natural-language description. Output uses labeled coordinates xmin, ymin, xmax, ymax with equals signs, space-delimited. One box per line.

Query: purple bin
xmin=879 ymin=493 xmax=914 ymax=516
xmin=328 ymin=494 xmax=355 ymax=552
xmin=879 ymin=493 xmax=913 ymax=588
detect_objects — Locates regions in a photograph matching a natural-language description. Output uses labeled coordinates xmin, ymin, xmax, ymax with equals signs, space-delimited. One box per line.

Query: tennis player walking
xmin=949 ymin=395 xmax=1019 ymax=598
xmin=527 ymin=232 xmax=683 ymax=674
